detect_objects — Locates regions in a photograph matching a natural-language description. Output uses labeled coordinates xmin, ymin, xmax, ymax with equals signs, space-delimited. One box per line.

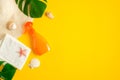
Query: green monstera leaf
xmin=15 ymin=0 xmax=47 ymax=18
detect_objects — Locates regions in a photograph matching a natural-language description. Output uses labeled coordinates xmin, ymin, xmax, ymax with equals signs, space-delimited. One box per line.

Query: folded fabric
xmin=0 ymin=34 xmax=31 ymax=70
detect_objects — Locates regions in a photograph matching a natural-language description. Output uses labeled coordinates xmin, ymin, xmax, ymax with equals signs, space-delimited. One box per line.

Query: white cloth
xmin=0 ymin=34 xmax=31 ymax=70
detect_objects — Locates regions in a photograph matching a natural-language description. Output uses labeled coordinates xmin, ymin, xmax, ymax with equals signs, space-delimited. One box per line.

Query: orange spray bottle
xmin=24 ymin=22 xmax=50 ymax=55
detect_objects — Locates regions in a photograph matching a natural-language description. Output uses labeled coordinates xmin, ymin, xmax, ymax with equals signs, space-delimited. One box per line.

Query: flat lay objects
xmin=0 ymin=0 xmax=33 ymax=39
xmin=0 ymin=34 xmax=31 ymax=70
xmin=45 ymin=12 xmax=54 ymax=19
xmin=0 ymin=60 xmax=16 ymax=80
xmin=7 ymin=22 xmax=17 ymax=30
xmin=0 ymin=0 xmax=50 ymax=79
xmin=24 ymin=22 xmax=50 ymax=55
xmin=29 ymin=58 xmax=40 ymax=69
xmin=18 ymin=47 xmax=27 ymax=57
xmin=31 ymin=32 xmax=50 ymax=55
xmin=15 ymin=0 xmax=47 ymax=18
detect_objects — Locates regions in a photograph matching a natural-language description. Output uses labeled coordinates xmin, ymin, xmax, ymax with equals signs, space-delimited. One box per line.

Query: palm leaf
xmin=15 ymin=0 xmax=47 ymax=18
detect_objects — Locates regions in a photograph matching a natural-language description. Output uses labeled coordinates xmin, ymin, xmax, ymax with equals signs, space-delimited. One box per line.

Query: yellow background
xmin=13 ymin=0 xmax=120 ymax=80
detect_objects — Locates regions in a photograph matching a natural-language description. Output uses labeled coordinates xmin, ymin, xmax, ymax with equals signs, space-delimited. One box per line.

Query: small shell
xmin=46 ymin=12 xmax=54 ymax=19
xmin=29 ymin=58 xmax=40 ymax=69
xmin=7 ymin=22 xmax=17 ymax=30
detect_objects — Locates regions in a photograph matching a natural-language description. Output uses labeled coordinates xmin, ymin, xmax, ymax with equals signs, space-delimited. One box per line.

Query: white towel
xmin=0 ymin=34 xmax=31 ymax=70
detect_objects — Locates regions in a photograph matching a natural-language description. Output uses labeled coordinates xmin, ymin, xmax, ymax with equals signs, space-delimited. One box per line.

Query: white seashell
xmin=29 ymin=58 xmax=40 ymax=69
xmin=46 ymin=12 xmax=54 ymax=19
xmin=8 ymin=22 xmax=17 ymax=30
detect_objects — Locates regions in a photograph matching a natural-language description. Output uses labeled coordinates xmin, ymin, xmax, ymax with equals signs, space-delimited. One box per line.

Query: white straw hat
xmin=0 ymin=0 xmax=32 ymax=39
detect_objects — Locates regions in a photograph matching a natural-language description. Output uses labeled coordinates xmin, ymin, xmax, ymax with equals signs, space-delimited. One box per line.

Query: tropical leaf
xmin=44 ymin=0 xmax=47 ymax=2
xmin=15 ymin=0 xmax=47 ymax=18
